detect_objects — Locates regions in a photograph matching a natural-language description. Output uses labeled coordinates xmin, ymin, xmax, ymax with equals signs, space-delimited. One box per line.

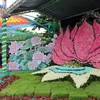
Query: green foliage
xmin=34 ymin=13 xmax=59 ymax=38
xmin=51 ymin=81 xmax=74 ymax=99
xmin=0 ymin=85 xmax=12 ymax=96
xmin=69 ymin=89 xmax=88 ymax=100
xmin=37 ymin=62 xmax=48 ymax=70
xmin=85 ymin=81 xmax=100 ymax=98
xmin=9 ymin=54 xmax=18 ymax=61
xmin=34 ymin=82 xmax=51 ymax=96
xmin=25 ymin=87 xmax=35 ymax=95
xmin=51 ymin=82 xmax=69 ymax=98
xmin=7 ymin=86 xmax=20 ymax=96
xmin=24 ymin=51 xmax=33 ymax=61
xmin=51 ymin=89 xmax=68 ymax=99
xmin=15 ymin=86 xmax=28 ymax=96
xmin=37 ymin=47 xmax=50 ymax=53
xmin=0 ymin=72 xmax=42 ymax=96
xmin=51 ymin=81 xmax=66 ymax=89
xmin=0 ymin=72 xmax=100 ymax=99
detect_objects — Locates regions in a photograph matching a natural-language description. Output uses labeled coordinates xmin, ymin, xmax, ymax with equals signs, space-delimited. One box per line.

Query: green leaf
xmin=9 ymin=54 xmax=18 ymax=61
xmin=17 ymin=50 xmax=26 ymax=55
xmin=38 ymin=47 xmax=50 ymax=53
xmin=21 ymin=63 xmax=29 ymax=70
xmin=17 ymin=57 xmax=24 ymax=63
xmin=38 ymin=62 xmax=48 ymax=70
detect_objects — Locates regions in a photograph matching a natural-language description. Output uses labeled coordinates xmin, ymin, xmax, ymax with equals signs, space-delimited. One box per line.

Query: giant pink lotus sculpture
xmin=52 ymin=20 xmax=100 ymax=68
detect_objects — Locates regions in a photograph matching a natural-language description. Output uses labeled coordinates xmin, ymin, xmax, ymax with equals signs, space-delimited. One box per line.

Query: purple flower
xmin=9 ymin=41 xmax=23 ymax=55
xmin=31 ymin=36 xmax=41 ymax=46
xmin=8 ymin=61 xmax=19 ymax=70
xmin=46 ymin=43 xmax=55 ymax=51
xmin=45 ymin=54 xmax=51 ymax=64
xmin=32 ymin=51 xmax=46 ymax=63
xmin=28 ymin=61 xmax=39 ymax=70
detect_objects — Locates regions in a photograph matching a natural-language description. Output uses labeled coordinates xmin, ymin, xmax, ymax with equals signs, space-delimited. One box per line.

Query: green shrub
xmin=15 ymin=86 xmax=28 ymax=96
xmin=0 ymin=85 xmax=19 ymax=96
xmin=51 ymin=89 xmax=68 ymax=99
xmin=69 ymin=89 xmax=88 ymax=100
xmin=15 ymin=90 xmax=26 ymax=96
xmin=51 ymin=81 xmax=65 ymax=89
xmin=34 ymin=82 xmax=51 ymax=96
xmin=25 ymin=87 xmax=35 ymax=95
xmin=35 ymin=89 xmax=50 ymax=96
xmin=7 ymin=88 xmax=19 ymax=96
xmin=64 ymin=81 xmax=73 ymax=86
xmin=85 ymin=81 xmax=100 ymax=98
xmin=0 ymin=89 xmax=10 ymax=96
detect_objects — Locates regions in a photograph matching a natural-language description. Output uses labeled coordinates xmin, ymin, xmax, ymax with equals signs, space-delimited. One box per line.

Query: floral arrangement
xmin=8 ymin=34 xmax=57 ymax=71
xmin=52 ymin=20 xmax=100 ymax=68
xmin=32 ymin=19 xmax=100 ymax=88
xmin=8 ymin=13 xmax=100 ymax=88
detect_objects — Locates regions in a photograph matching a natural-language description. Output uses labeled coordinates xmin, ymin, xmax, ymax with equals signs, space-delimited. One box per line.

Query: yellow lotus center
xmin=12 ymin=46 xmax=16 ymax=49
xmin=37 ymin=54 xmax=42 ymax=57
xmin=11 ymin=64 xmax=15 ymax=67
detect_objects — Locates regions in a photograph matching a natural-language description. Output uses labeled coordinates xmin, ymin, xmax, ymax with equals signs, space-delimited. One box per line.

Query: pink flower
xmin=8 ymin=61 xmax=19 ymax=70
xmin=32 ymin=51 xmax=46 ymax=63
xmin=28 ymin=61 xmax=39 ymax=70
xmin=52 ymin=20 xmax=100 ymax=68
xmin=31 ymin=36 xmax=41 ymax=46
xmin=9 ymin=41 xmax=23 ymax=55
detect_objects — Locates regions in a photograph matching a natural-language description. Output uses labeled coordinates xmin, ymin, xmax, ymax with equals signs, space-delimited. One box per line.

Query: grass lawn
xmin=0 ymin=71 xmax=100 ymax=99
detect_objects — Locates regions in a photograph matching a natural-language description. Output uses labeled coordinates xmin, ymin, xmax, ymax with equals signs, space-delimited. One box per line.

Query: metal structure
xmin=6 ymin=0 xmax=27 ymax=16
xmin=6 ymin=0 xmax=49 ymax=16
xmin=5 ymin=0 xmax=100 ymax=20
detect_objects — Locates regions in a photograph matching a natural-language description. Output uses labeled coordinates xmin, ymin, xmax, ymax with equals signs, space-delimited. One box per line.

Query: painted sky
xmin=0 ymin=0 xmax=45 ymax=33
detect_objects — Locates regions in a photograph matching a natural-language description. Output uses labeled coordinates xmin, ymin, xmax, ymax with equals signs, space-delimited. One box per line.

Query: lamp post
xmin=2 ymin=0 xmax=7 ymax=72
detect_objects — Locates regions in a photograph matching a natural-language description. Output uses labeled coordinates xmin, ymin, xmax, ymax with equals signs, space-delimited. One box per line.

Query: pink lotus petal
xmin=89 ymin=54 xmax=100 ymax=68
xmin=61 ymin=27 xmax=75 ymax=58
xmin=88 ymin=36 xmax=100 ymax=59
xmin=93 ymin=20 xmax=100 ymax=37
xmin=88 ymin=48 xmax=100 ymax=61
xmin=54 ymin=30 xmax=74 ymax=61
xmin=90 ymin=63 xmax=100 ymax=68
xmin=71 ymin=24 xmax=78 ymax=41
xmin=74 ymin=21 xmax=95 ymax=60
xmin=52 ymin=51 xmax=64 ymax=65
xmin=89 ymin=36 xmax=100 ymax=53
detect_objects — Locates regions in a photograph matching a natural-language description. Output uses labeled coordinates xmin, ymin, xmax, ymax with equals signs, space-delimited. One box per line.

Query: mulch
xmin=0 ymin=75 xmax=99 ymax=100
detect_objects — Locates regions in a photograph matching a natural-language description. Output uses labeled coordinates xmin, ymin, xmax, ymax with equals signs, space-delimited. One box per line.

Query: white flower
xmin=32 ymin=66 xmax=100 ymax=88
xmin=53 ymin=34 xmax=58 ymax=38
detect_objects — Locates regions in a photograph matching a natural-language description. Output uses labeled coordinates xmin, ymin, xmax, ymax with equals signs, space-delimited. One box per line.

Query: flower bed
xmin=0 ymin=72 xmax=100 ymax=100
